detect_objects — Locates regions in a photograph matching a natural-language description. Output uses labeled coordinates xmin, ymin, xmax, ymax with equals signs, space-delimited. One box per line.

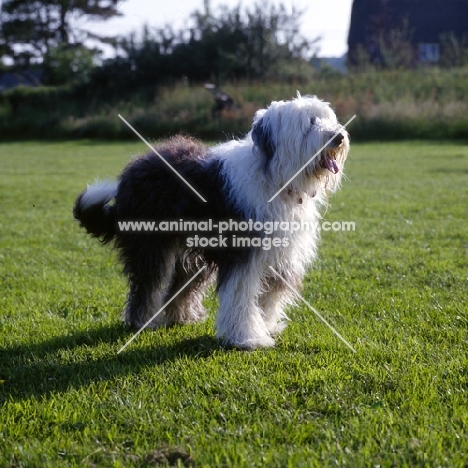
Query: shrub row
xmin=1 ymin=67 xmax=467 ymax=141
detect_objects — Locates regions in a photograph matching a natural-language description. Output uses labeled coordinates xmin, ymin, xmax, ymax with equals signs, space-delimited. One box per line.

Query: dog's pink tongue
xmin=326 ymin=156 xmax=339 ymax=174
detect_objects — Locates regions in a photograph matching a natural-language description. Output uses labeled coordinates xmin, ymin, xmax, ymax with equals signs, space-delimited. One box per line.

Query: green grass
xmin=1 ymin=140 xmax=467 ymax=467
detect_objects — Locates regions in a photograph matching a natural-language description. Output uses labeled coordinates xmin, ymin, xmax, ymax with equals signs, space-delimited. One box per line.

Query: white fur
xmin=211 ymin=94 xmax=350 ymax=349
xmin=79 ymin=180 xmax=118 ymax=210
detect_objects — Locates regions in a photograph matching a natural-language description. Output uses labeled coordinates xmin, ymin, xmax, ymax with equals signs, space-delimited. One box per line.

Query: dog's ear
xmin=251 ymin=117 xmax=275 ymax=162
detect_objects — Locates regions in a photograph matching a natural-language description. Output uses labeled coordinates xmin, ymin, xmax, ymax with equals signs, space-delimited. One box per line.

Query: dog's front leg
xmin=216 ymin=264 xmax=275 ymax=350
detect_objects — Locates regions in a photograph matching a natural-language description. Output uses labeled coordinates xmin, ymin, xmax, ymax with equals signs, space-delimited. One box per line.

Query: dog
xmin=73 ymin=93 xmax=350 ymax=350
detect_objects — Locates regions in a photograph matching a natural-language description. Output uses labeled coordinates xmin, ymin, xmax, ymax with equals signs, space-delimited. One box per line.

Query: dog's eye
xmin=310 ymin=117 xmax=317 ymax=126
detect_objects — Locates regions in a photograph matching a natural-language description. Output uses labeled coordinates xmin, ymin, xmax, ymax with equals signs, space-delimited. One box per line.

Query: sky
xmin=82 ymin=0 xmax=354 ymax=57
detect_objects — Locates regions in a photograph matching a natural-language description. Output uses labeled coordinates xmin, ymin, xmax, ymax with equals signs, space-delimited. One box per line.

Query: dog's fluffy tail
xmin=73 ymin=180 xmax=118 ymax=243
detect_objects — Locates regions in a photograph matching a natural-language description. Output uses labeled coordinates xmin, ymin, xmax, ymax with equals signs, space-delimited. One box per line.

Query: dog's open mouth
xmin=320 ymin=132 xmax=345 ymax=174
xmin=321 ymin=148 xmax=340 ymax=174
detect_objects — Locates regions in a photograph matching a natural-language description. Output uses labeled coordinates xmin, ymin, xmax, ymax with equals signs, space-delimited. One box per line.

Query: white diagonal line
xmin=118 ymin=114 xmax=207 ymax=203
xmin=268 ymin=266 xmax=357 ymax=353
xmin=268 ymin=115 xmax=356 ymax=203
xmin=117 ymin=265 xmax=208 ymax=354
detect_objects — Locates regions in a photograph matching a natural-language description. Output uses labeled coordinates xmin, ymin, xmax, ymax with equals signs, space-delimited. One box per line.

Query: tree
xmin=43 ymin=43 xmax=95 ymax=85
xmin=89 ymin=1 xmax=318 ymax=95
xmin=110 ymin=1 xmax=318 ymax=84
xmin=0 ymin=0 xmax=121 ymax=66
xmin=186 ymin=2 xmax=317 ymax=80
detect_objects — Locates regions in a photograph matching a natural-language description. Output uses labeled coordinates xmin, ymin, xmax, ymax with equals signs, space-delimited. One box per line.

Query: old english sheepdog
xmin=73 ymin=93 xmax=350 ymax=350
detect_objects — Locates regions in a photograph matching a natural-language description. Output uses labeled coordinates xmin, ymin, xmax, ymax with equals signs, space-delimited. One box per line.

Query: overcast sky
xmin=0 ymin=0 xmax=354 ymax=57
xmin=85 ymin=0 xmax=354 ymax=57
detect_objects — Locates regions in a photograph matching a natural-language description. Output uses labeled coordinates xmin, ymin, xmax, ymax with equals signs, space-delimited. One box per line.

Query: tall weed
xmin=1 ymin=67 xmax=467 ymax=140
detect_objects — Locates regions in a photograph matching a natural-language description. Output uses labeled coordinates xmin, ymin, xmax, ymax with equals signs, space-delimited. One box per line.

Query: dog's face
xmin=250 ymin=93 xmax=350 ymax=195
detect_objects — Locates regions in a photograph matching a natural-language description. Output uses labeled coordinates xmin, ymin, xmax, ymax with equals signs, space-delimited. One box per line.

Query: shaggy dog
xmin=73 ymin=94 xmax=350 ymax=350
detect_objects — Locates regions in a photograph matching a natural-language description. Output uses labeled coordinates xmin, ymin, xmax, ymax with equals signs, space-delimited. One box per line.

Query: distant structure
xmin=0 ymin=70 xmax=42 ymax=91
xmin=348 ymin=0 xmax=468 ymax=65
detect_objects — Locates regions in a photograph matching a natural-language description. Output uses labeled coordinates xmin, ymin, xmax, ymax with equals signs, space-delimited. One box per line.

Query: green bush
xmin=1 ymin=67 xmax=467 ymax=141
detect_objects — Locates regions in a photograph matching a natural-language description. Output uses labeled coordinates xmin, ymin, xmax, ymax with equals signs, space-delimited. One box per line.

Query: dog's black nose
xmin=332 ymin=133 xmax=344 ymax=146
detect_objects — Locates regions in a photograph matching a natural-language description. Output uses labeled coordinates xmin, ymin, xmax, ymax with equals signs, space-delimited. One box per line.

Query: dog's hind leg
xmin=122 ymin=280 xmax=166 ymax=329
xmin=216 ymin=263 xmax=275 ymax=350
xmin=162 ymin=257 xmax=212 ymax=325
xmin=120 ymin=238 xmax=176 ymax=329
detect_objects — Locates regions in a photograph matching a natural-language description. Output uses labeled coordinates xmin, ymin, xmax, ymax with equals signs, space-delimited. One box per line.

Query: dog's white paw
xmin=222 ymin=334 xmax=275 ymax=350
xmin=265 ymin=320 xmax=288 ymax=336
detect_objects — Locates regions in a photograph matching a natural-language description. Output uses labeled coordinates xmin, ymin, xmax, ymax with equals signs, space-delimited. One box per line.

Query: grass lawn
xmin=0 ymin=139 xmax=467 ymax=467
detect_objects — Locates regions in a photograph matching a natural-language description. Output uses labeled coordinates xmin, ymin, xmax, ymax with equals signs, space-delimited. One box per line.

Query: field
xmin=1 ymin=139 xmax=467 ymax=467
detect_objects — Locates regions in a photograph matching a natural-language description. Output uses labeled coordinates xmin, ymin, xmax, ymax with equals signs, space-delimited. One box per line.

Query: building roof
xmin=348 ymin=0 xmax=468 ymax=47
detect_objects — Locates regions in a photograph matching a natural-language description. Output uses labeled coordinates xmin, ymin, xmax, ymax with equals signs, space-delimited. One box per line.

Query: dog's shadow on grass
xmin=0 ymin=324 xmax=221 ymax=401
xmin=431 ymin=167 xmax=468 ymax=175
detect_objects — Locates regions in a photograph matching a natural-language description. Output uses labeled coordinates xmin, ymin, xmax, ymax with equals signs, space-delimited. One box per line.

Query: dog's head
xmin=250 ymin=93 xmax=350 ymax=196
